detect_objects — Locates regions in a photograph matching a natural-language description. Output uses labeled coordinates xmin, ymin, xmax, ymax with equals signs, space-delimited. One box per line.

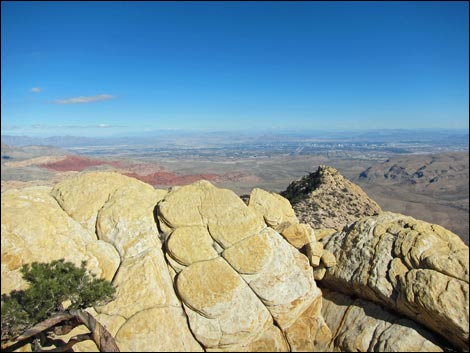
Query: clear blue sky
xmin=1 ymin=1 xmax=468 ymax=137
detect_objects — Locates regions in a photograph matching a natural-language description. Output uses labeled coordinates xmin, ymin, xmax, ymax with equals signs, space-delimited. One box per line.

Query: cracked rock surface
xmin=320 ymin=212 xmax=469 ymax=350
xmin=158 ymin=180 xmax=329 ymax=351
xmin=319 ymin=289 xmax=444 ymax=352
xmin=2 ymin=171 xmax=468 ymax=352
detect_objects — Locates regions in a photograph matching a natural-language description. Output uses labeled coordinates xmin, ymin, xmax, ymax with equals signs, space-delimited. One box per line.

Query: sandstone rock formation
xmin=281 ymin=165 xmax=382 ymax=231
xmin=1 ymin=186 xmax=120 ymax=294
xmin=319 ymin=212 xmax=469 ymax=350
xmin=319 ymin=289 xmax=444 ymax=352
xmin=2 ymin=173 xmax=332 ymax=352
xmin=248 ymin=188 xmax=300 ymax=231
xmin=1 ymin=170 xmax=468 ymax=352
xmin=157 ymin=180 xmax=331 ymax=351
xmin=2 ymin=172 xmax=202 ymax=352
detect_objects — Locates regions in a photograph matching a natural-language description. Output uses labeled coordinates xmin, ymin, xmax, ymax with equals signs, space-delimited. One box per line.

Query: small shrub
xmin=1 ymin=259 xmax=115 ymax=339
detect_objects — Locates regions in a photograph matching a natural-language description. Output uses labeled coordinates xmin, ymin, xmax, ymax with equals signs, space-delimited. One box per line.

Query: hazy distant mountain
xmin=358 ymin=152 xmax=469 ymax=195
xmin=355 ymin=152 xmax=469 ymax=244
xmin=1 ymin=143 xmax=66 ymax=160
xmin=2 ymin=128 xmax=468 ymax=148
xmin=1 ymin=135 xmax=122 ymax=147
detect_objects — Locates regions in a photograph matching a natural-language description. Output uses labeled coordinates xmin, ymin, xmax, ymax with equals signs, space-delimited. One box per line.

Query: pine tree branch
xmin=1 ymin=310 xmax=119 ymax=352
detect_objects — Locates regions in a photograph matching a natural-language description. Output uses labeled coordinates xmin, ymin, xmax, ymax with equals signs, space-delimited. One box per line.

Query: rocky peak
xmin=281 ymin=165 xmax=382 ymax=231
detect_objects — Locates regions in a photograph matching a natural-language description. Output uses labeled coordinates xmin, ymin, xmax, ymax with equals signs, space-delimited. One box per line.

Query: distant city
xmin=2 ymin=129 xmax=468 ymax=159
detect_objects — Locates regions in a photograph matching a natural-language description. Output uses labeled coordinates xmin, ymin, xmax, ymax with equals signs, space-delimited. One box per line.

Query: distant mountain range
xmin=2 ymin=128 xmax=468 ymax=148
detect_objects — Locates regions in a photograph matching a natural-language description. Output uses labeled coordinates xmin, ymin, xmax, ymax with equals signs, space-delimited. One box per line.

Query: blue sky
xmin=1 ymin=1 xmax=468 ymax=137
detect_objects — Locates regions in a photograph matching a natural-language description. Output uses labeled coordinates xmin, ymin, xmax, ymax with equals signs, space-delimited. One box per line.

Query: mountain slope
xmin=355 ymin=152 xmax=469 ymax=244
xmin=281 ymin=165 xmax=382 ymax=230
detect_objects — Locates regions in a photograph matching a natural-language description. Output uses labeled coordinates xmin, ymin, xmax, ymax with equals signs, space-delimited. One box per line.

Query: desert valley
xmin=2 ymin=130 xmax=468 ymax=244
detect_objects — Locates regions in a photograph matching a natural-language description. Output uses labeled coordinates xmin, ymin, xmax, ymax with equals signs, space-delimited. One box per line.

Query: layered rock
xmin=281 ymin=165 xmax=382 ymax=231
xmin=177 ymin=257 xmax=273 ymax=350
xmin=2 ymin=173 xmax=332 ymax=352
xmin=247 ymin=187 xmax=337 ymax=280
xmin=157 ymin=180 xmax=331 ymax=351
xmin=320 ymin=212 xmax=469 ymax=350
xmin=319 ymin=289 xmax=444 ymax=352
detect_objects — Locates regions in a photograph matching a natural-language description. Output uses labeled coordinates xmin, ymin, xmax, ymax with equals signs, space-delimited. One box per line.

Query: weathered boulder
xmin=279 ymin=223 xmax=314 ymax=249
xmin=158 ymin=181 xmax=266 ymax=247
xmin=305 ymin=237 xmax=337 ymax=274
xmin=98 ymin=248 xmax=180 ymax=319
xmin=4 ymin=170 xmax=466 ymax=352
xmin=284 ymin=296 xmax=331 ymax=351
xmin=157 ymin=181 xmax=328 ymax=351
xmin=320 ymin=251 xmax=336 ymax=268
xmin=115 ymin=306 xmax=203 ymax=352
xmin=223 ymin=228 xmax=319 ymax=329
xmin=203 ymin=185 xmax=266 ymax=247
xmin=320 ymin=289 xmax=444 ymax=352
xmin=248 ymin=187 xmax=299 ymax=231
xmin=166 ymin=226 xmax=219 ymax=267
xmin=177 ymin=257 xmax=273 ymax=350
xmin=96 ymin=183 xmax=167 ymax=258
xmin=320 ymin=212 xmax=469 ymax=350
xmin=306 ymin=241 xmax=324 ymax=266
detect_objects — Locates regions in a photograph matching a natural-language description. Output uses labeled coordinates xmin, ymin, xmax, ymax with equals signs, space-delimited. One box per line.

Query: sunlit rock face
xmin=2 ymin=171 xmax=468 ymax=352
xmin=320 ymin=211 xmax=469 ymax=350
xmin=1 ymin=173 xmax=329 ymax=351
xmin=2 ymin=172 xmax=201 ymax=352
xmin=157 ymin=180 xmax=330 ymax=351
xmin=1 ymin=186 xmax=120 ymax=295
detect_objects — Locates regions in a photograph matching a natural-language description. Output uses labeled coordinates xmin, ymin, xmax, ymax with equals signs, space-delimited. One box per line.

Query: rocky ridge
xmin=1 ymin=170 xmax=468 ymax=351
xmin=355 ymin=153 xmax=469 ymax=244
xmin=281 ymin=165 xmax=382 ymax=231
xmin=358 ymin=152 xmax=469 ymax=190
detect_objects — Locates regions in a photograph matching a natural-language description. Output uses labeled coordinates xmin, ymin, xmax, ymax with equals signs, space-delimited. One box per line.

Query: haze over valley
xmin=2 ymin=129 xmax=468 ymax=244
